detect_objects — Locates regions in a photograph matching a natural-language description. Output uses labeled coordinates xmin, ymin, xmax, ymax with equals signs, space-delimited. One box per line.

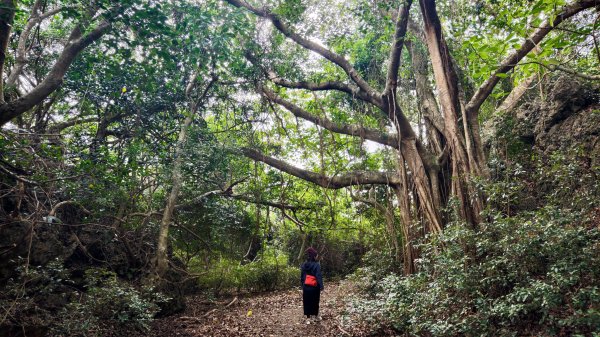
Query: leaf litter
xmin=136 ymin=281 xmax=390 ymax=336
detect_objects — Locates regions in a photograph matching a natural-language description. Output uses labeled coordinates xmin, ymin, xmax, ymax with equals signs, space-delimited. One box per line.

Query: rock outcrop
xmin=511 ymin=76 xmax=600 ymax=163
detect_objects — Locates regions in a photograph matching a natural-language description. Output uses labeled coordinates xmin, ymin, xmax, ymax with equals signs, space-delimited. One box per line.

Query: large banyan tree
xmin=223 ymin=0 xmax=600 ymax=274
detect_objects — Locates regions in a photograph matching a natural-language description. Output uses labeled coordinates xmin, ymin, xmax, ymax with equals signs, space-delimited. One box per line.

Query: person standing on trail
xmin=300 ymin=247 xmax=324 ymax=323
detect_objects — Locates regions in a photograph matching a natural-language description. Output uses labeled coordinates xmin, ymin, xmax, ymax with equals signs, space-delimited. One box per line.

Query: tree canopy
xmin=0 ymin=0 xmax=599 ymax=335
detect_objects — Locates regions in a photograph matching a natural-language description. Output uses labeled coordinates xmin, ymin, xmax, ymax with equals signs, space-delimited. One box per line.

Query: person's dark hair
xmin=305 ymin=247 xmax=318 ymax=261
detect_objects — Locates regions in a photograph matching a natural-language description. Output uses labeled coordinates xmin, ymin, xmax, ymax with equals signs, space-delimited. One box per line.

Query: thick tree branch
xmin=178 ymin=177 xmax=248 ymax=207
xmin=224 ymin=0 xmax=378 ymax=96
xmin=176 ymin=190 xmax=226 ymax=211
xmin=177 ymin=191 xmax=308 ymax=211
xmin=406 ymin=20 xmax=447 ymax=137
xmin=175 ymin=181 xmax=307 ymax=211
xmin=0 ymin=163 xmax=37 ymax=185
xmin=267 ymin=71 xmax=382 ymax=107
xmin=6 ymin=2 xmax=70 ymax=88
xmin=241 ymin=147 xmax=400 ymax=188
xmin=228 ymin=194 xmax=308 ymax=211
xmin=405 ymin=41 xmax=445 ymax=133
xmin=0 ymin=21 xmax=111 ymax=126
xmin=281 ymin=209 xmax=309 ymax=231
xmin=497 ymin=74 xmax=537 ymax=113
xmin=0 ymin=0 xmax=16 ymax=103
xmin=384 ymin=0 xmax=413 ymax=96
xmin=466 ymin=0 xmax=599 ymax=117
xmin=261 ymin=87 xmax=398 ymax=148
xmin=49 ymin=200 xmax=91 ymax=217
xmin=48 ymin=116 xmax=97 ymax=133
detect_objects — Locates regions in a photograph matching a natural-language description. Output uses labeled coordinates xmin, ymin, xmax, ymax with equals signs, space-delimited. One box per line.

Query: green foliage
xmin=0 ymin=260 xmax=168 ymax=336
xmin=442 ymin=0 xmax=599 ymax=120
xmin=284 ymin=231 xmax=368 ymax=277
xmin=534 ymin=149 xmax=600 ymax=210
xmin=194 ymin=249 xmax=298 ymax=294
xmin=348 ymin=141 xmax=600 ymax=336
xmin=347 ymin=208 xmax=600 ymax=336
xmin=3 ymin=0 xmax=599 ymax=333
xmin=273 ymin=0 xmax=307 ymax=23
xmin=51 ymin=268 xmax=169 ymax=336
xmin=1 ymin=258 xmax=71 ymax=312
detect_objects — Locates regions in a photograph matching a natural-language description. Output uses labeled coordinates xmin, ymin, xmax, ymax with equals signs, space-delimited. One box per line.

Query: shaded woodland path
xmin=136 ymin=282 xmax=376 ymax=337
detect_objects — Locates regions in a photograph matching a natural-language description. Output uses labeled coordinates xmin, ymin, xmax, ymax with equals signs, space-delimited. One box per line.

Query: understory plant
xmin=1 ymin=262 xmax=168 ymax=337
xmin=194 ymin=248 xmax=298 ymax=295
xmin=348 ymin=206 xmax=600 ymax=336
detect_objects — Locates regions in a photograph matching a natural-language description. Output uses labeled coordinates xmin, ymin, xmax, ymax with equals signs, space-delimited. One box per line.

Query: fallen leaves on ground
xmin=137 ymin=281 xmax=391 ymax=336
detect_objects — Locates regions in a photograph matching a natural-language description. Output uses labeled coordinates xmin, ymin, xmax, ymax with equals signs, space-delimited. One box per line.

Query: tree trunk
xmin=154 ymin=74 xmax=215 ymax=278
xmin=497 ymin=74 xmax=537 ymax=113
xmin=419 ymin=0 xmax=485 ymax=226
xmin=297 ymin=231 xmax=308 ymax=262
xmin=399 ymin=137 xmax=443 ymax=235
xmin=384 ymin=188 xmax=402 ymax=265
xmin=392 ymin=182 xmax=415 ymax=275
xmin=352 ymin=187 xmax=403 ymax=267
xmin=90 ymin=114 xmax=110 ymax=162
xmin=155 ymin=114 xmax=193 ymax=278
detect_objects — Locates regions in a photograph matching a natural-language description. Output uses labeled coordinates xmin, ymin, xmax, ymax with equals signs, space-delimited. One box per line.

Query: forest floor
xmin=138 ymin=281 xmax=386 ymax=337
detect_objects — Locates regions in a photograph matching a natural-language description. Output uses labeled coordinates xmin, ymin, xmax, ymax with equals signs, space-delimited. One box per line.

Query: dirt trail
xmin=143 ymin=282 xmax=363 ymax=336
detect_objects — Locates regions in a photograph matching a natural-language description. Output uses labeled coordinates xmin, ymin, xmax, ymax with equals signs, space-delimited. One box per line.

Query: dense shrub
xmin=0 ymin=261 xmax=168 ymax=336
xmin=194 ymin=248 xmax=298 ymax=295
xmin=318 ymin=237 xmax=366 ymax=277
xmin=347 ymin=207 xmax=600 ymax=336
xmin=346 ymin=132 xmax=600 ymax=336
xmin=52 ymin=268 xmax=169 ymax=335
xmin=282 ymin=231 xmax=366 ymax=278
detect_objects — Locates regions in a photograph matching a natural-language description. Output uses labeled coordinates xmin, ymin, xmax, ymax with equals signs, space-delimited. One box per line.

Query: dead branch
xmin=225 ymin=296 xmax=238 ymax=308
xmin=71 ymin=233 xmax=105 ymax=263
xmin=177 ymin=316 xmax=203 ymax=322
xmin=337 ymin=324 xmax=351 ymax=336
xmin=49 ymin=200 xmax=91 ymax=217
xmin=203 ymin=308 xmax=218 ymax=317
xmin=0 ymin=164 xmax=38 ymax=185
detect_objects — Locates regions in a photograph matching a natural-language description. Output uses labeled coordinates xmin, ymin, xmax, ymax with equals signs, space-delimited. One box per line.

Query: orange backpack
xmin=304 ymin=274 xmax=318 ymax=287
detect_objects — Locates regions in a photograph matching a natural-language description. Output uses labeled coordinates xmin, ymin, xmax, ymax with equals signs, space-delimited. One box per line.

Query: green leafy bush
xmin=195 ymin=248 xmax=298 ymax=294
xmin=347 ymin=207 xmax=600 ymax=336
xmin=0 ymin=259 xmax=72 ymax=331
xmin=0 ymin=262 xmax=168 ymax=337
xmin=50 ymin=268 xmax=169 ymax=336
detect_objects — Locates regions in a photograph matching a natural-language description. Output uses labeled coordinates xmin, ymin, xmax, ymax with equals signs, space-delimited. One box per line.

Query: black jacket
xmin=300 ymin=261 xmax=324 ymax=290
